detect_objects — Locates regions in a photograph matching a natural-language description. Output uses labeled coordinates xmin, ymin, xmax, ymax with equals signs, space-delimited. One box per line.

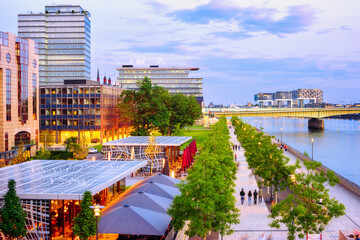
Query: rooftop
xmin=0 ymin=160 xmax=146 ymax=200
xmin=103 ymin=136 xmax=192 ymax=147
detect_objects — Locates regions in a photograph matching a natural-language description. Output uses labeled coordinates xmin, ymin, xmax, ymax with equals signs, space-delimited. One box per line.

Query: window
xmin=33 ymin=74 xmax=37 ymax=120
xmin=6 ymin=53 xmax=11 ymax=63
xmin=33 ymin=59 xmax=37 ymax=68
xmin=15 ymin=131 xmax=30 ymax=146
xmin=5 ymin=133 xmax=9 ymax=151
xmin=6 ymin=69 xmax=11 ymax=121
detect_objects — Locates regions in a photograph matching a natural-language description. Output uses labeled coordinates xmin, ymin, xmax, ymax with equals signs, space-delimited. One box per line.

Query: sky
xmin=1 ymin=0 xmax=360 ymax=105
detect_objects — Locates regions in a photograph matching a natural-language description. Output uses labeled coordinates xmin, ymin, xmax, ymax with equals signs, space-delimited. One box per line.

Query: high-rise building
xmin=116 ymin=65 xmax=203 ymax=104
xmin=18 ymin=5 xmax=91 ymax=86
xmin=254 ymin=89 xmax=323 ymax=108
xmin=0 ymin=31 xmax=39 ymax=160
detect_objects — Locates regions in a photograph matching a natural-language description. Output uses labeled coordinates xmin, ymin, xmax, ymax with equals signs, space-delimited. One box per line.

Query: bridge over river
xmin=203 ymin=108 xmax=360 ymax=129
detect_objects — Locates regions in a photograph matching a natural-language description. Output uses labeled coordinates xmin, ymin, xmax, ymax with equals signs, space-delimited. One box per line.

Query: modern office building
xmin=117 ymin=65 xmax=203 ymax=105
xmin=254 ymin=89 xmax=323 ymax=108
xmin=0 ymin=160 xmax=146 ymax=240
xmin=0 ymin=31 xmax=39 ymax=159
xmin=18 ymin=5 xmax=91 ymax=85
xmin=39 ymin=79 xmax=130 ymax=144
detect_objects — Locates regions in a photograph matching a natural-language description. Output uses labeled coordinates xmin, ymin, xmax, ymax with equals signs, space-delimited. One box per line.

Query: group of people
xmin=240 ymin=188 xmax=263 ymax=205
xmin=232 ymin=144 xmax=241 ymax=151
xmin=279 ymin=143 xmax=288 ymax=151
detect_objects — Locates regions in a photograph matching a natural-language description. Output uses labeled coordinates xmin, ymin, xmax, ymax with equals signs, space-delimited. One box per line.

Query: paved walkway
xmin=222 ymin=128 xmax=360 ymax=240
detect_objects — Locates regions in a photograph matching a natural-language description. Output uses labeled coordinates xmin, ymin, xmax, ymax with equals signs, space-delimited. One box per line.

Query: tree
xmin=73 ymin=191 xmax=97 ymax=240
xmin=168 ymin=116 xmax=239 ymax=238
xmin=269 ymin=160 xmax=345 ymax=240
xmin=118 ymin=78 xmax=202 ymax=136
xmin=11 ymin=142 xmax=28 ymax=165
xmin=118 ymin=77 xmax=171 ymax=136
xmin=161 ymin=94 xmax=202 ymax=136
xmin=0 ymin=179 xmax=27 ymax=239
xmin=76 ymin=132 xmax=89 ymax=160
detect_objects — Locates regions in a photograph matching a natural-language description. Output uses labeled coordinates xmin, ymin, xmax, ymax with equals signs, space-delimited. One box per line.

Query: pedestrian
xmin=284 ymin=145 xmax=288 ymax=151
xmin=253 ymin=190 xmax=258 ymax=205
xmin=234 ymin=153 xmax=237 ymax=161
xmin=259 ymin=188 xmax=263 ymax=203
xmin=248 ymin=190 xmax=252 ymax=205
xmin=257 ymin=233 xmax=266 ymax=240
xmin=240 ymin=188 xmax=245 ymax=204
xmin=232 ymin=145 xmax=235 ymax=151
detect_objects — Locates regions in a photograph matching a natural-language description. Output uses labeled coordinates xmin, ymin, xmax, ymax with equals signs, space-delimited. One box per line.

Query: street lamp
xmin=280 ymin=128 xmax=283 ymax=146
xmin=89 ymin=204 xmax=104 ymax=240
xmin=311 ymin=138 xmax=314 ymax=161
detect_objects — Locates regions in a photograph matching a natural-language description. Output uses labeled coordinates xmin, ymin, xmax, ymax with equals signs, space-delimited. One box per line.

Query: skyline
xmin=1 ymin=0 xmax=359 ymax=104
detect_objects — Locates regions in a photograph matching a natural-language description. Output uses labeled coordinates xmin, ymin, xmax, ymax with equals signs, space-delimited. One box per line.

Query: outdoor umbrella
xmin=106 ymin=191 xmax=172 ymax=214
xmin=130 ymin=181 xmax=180 ymax=199
xmin=149 ymin=173 xmax=181 ymax=187
xmin=98 ymin=204 xmax=171 ymax=236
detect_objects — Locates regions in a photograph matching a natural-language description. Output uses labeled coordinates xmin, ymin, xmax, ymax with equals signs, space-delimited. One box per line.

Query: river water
xmin=241 ymin=117 xmax=360 ymax=185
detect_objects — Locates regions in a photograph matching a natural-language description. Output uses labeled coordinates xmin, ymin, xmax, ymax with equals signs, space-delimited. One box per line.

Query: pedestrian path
xmin=222 ymin=128 xmax=360 ymax=240
xmin=223 ymin=129 xmax=288 ymax=240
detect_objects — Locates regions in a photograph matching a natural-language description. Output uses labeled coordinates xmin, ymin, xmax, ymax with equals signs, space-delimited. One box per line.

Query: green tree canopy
xmin=118 ymin=77 xmax=202 ymax=136
xmin=168 ymin=116 xmax=239 ymax=238
xmin=269 ymin=160 xmax=345 ymax=240
xmin=0 ymin=179 xmax=27 ymax=239
xmin=73 ymin=191 xmax=97 ymax=240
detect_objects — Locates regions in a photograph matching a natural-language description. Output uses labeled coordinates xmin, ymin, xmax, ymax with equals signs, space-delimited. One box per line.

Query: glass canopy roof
xmin=103 ymin=136 xmax=192 ymax=147
xmin=0 ymin=160 xmax=146 ymax=200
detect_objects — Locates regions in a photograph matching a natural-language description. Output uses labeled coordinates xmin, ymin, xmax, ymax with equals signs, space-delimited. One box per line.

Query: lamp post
xmin=89 ymin=204 xmax=104 ymax=240
xmin=311 ymin=138 xmax=314 ymax=161
xmin=280 ymin=128 xmax=283 ymax=146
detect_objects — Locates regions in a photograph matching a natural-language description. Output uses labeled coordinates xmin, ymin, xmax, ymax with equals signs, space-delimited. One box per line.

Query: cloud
xmin=169 ymin=0 xmax=317 ymax=35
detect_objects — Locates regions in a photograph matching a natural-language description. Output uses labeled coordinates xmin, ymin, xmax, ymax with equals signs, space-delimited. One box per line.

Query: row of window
xmin=41 ymin=98 xmax=101 ymax=105
xmin=118 ymin=69 xmax=191 ymax=74
xmin=118 ymin=79 xmax=202 ymax=84
xmin=42 ymin=109 xmax=100 ymax=115
xmin=41 ymin=87 xmax=102 ymax=94
xmin=118 ymin=74 xmax=189 ymax=79
xmin=42 ymin=119 xmax=100 ymax=127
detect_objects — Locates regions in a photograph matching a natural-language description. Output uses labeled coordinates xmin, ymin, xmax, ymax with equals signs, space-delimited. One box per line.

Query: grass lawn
xmin=181 ymin=125 xmax=213 ymax=150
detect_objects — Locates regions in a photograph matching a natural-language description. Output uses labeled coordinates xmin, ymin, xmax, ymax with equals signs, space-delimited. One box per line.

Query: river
xmin=241 ymin=117 xmax=360 ymax=185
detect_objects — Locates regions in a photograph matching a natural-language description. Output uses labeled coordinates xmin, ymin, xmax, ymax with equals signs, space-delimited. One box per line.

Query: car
xmin=89 ymin=148 xmax=98 ymax=154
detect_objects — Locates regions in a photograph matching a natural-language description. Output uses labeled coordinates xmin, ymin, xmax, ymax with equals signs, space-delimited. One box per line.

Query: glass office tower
xmin=18 ymin=5 xmax=91 ymax=85
xmin=117 ymin=65 xmax=204 ymax=105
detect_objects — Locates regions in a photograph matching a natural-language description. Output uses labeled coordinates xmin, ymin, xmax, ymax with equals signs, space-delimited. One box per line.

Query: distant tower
xmin=103 ymin=75 xmax=107 ymax=85
xmin=97 ymin=68 xmax=100 ymax=82
xmin=108 ymin=77 xmax=111 ymax=85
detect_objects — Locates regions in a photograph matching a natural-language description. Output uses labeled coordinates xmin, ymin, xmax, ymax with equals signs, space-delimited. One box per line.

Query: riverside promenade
xmin=223 ymin=128 xmax=360 ymax=240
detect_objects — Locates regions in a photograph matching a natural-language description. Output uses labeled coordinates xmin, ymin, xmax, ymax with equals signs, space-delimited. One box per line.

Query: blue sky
xmin=1 ymin=0 xmax=360 ymax=105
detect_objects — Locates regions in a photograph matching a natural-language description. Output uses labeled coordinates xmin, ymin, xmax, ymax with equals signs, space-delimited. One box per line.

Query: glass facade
xmin=6 ymin=69 xmax=11 ymax=121
xmin=18 ymin=5 xmax=91 ymax=85
xmin=117 ymin=66 xmax=204 ymax=104
xmin=39 ymin=82 xmax=125 ymax=144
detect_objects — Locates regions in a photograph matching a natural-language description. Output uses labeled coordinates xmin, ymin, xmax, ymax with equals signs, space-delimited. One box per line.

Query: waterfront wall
xmin=281 ymin=140 xmax=360 ymax=197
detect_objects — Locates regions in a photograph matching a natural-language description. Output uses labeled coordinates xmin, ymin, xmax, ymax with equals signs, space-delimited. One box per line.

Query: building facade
xmin=117 ymin=65 xmax=203 ymax=105
xmin=39 ymin=80 xmax=131 ymax=145
xmin=254 ymin=89 xmax=323 ymax=108
xmin=18 ymin=5 xmax=91 ymax=86
xmin=0 ymin=31 xmax=39 ymax=157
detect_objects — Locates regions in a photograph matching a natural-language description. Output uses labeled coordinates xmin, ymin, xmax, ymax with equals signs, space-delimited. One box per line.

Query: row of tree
xmin=118 ymin=77 xmax=202 ymax=136
xmin=168 ymin=116 xmax=239 ymax=239
xmin=230 ymin=117 xmax=345 ymax=240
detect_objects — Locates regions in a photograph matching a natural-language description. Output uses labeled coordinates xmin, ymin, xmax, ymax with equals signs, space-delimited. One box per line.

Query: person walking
xmin=259 ymin=188 xmax=263 ymax=203
xmin=253 ymin=190 xmax=258 ymax=205
xmin=248 ymin=190 xmax=252 ymax=205
xmin=240 ymin=188 xmax=245 ymax=204
xmin=234 ymin=153 xmax=237 ymax=161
